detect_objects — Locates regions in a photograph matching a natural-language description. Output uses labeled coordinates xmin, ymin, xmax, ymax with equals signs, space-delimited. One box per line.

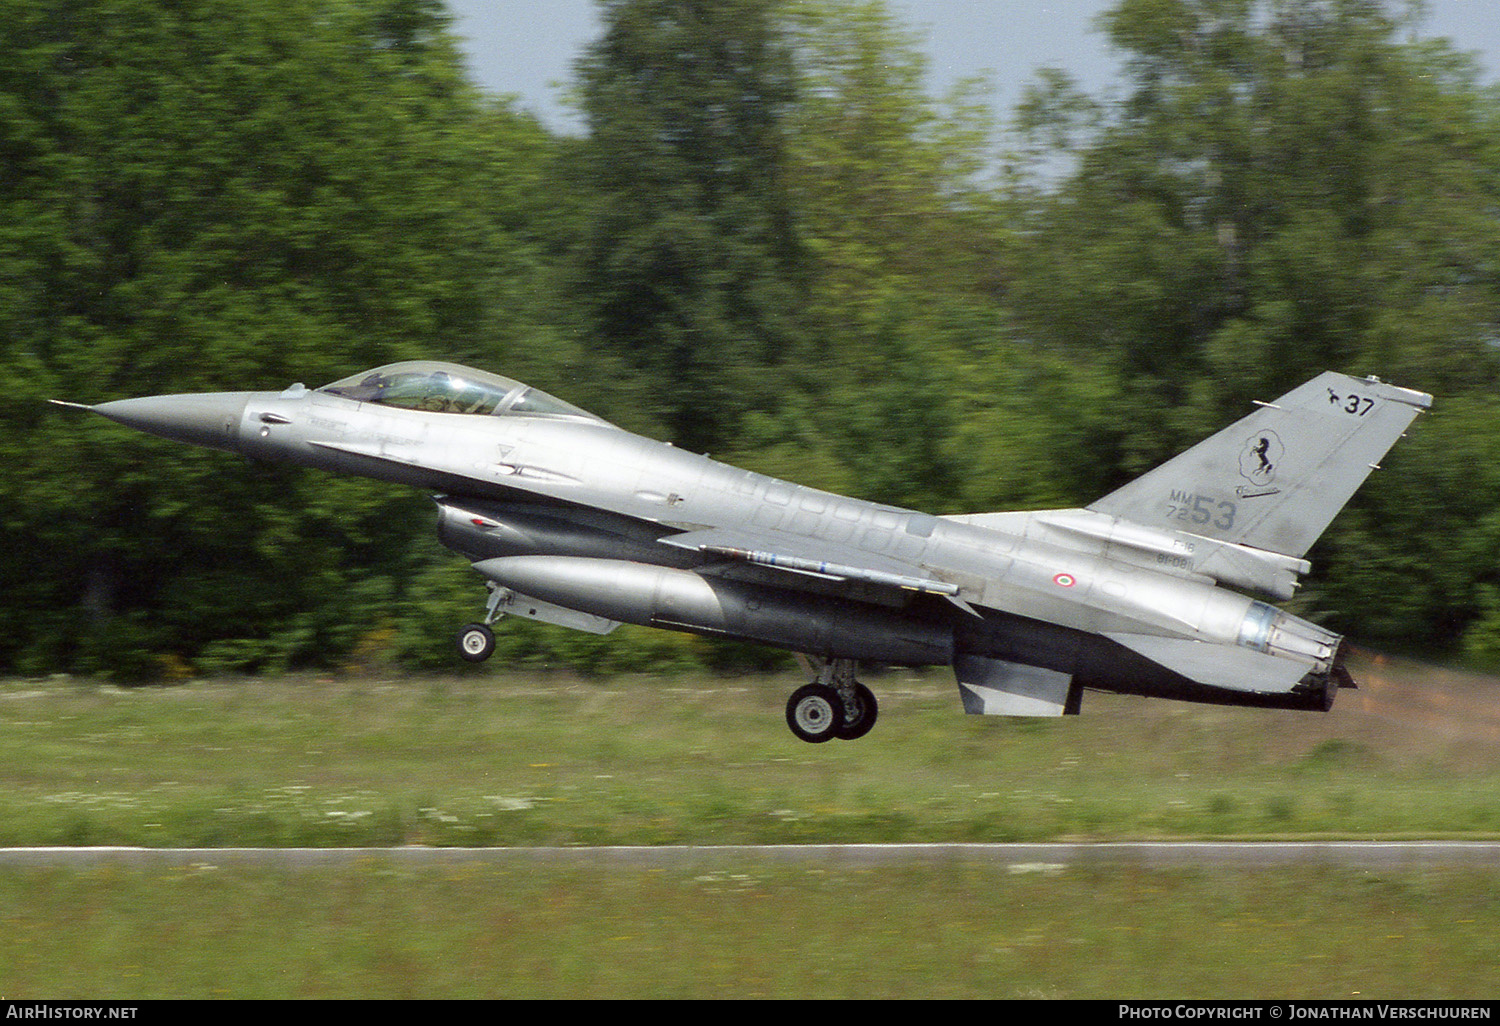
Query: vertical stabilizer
xmin=1088 ymin=373 xmax=1431 ymax=558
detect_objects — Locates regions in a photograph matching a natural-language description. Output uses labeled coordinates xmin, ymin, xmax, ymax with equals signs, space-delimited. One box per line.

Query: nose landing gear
xmin=457 ymin=622 xmax=496 ymax=662
xmin=456 ymin=582 xmax=509 ymax=663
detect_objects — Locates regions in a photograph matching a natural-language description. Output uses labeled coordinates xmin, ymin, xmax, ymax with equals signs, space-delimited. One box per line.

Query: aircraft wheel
xmin=786 ymin=683 xmax=841 ymax=743
xmin=836 ymin=682 xmax=879 ymax=741
xmin=457 ymin=623 xmax=495 ymax=663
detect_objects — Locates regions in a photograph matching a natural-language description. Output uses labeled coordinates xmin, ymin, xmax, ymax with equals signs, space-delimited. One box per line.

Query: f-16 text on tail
xmin=55 ymin=365 xmax=1430 ymax=743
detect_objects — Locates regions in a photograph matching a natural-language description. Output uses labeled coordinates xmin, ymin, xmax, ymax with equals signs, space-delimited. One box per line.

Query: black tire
xmin=456 ymin=623 xmax=495 ymax=663
xmin=785 ymin=683 xmax=841 ymax=743
xmin=836 ymin=682 xmax=879 ymax=741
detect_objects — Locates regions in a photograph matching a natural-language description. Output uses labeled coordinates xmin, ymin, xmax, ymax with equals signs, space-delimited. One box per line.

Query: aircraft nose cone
xmin=91 ymin=392 xmax=254 ymax=452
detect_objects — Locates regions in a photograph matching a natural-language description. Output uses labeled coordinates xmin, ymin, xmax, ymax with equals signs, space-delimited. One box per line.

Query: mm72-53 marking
xmin=1166 ymin=491 xmax=1237 ymax=530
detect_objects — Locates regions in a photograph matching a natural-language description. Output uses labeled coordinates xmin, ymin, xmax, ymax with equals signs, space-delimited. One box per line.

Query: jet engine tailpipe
xmin=1237 ymin=601 xmax=1343 ymax=673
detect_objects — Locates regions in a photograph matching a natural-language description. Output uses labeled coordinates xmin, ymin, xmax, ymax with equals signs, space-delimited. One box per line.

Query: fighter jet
xmin=54 ymin=363 xmax=1430 ymax=742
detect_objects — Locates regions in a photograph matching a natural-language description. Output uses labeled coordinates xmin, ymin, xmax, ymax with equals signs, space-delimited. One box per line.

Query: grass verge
xmin=2 ymin=657 xmax=1498 ymax=847
xmin=3 ymin=862 xmax=1498 ymax=999
xmin=3 ymin=655 xmax=1498 ymax=998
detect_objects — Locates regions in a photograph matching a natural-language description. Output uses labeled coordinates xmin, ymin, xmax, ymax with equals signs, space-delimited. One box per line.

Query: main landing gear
xmin=786 ymin=656 xmax=877 ymax=743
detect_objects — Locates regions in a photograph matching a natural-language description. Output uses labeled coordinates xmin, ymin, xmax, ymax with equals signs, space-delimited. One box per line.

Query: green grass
xmin=3 ymin=655 xmax=1499 ymax=998
xmin=2 ymin=659 xmax=1498 ymax=847
xmin=2 ymin=863 xmax=1497 ymax=998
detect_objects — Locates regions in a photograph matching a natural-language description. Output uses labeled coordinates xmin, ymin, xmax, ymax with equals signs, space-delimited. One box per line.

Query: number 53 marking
xmin=1165 ymin=493 xmax=1237 ymax=530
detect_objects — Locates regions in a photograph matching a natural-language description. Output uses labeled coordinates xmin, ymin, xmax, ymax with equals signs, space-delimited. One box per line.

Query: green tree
xmin=568 ymin=0 xmax=810 ymax=455
xmin=1006 ymin=0 xmax=1500 ymax=650
xmin=1311 ymin=394 xmax=1500 ymax=653
xmin=782 ymin=0 xmax=1003 ymax=325
xmin=1013 ymin=0 xmax=1500 ymax=457
xmin=717 ymin=0 xmax=1012 ymax=513
xmin=0 ymin=0 xmax=556 ymax=676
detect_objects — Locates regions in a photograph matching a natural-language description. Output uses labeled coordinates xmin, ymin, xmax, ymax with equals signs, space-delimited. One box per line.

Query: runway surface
xmin=2 ymin=841 xmax=1499 ymax=870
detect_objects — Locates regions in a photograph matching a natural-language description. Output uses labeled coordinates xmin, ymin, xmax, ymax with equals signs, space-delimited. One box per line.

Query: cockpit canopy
xmin=319 ymin=362 xmax=605 ymax=423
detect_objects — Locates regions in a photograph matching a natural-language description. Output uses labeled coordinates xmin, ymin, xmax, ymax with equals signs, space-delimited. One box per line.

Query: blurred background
xmin=4 ymin=0 xmax=1499 ymax=681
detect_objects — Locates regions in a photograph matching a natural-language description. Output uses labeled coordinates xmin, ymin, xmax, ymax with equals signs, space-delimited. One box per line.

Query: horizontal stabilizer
xmin=953 ymin=654 xmax=1081 ymax=716
xmin=1104 ymin=633 xmax=1311 ymax=694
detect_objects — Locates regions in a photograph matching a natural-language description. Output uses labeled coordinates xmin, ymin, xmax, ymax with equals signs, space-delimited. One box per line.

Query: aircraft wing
xmin=660 ymin=526 xmax=961 ymax=598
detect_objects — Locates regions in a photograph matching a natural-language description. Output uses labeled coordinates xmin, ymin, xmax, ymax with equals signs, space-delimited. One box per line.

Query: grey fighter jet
xmin=55 ymin=364 xmax=1431 ymax=742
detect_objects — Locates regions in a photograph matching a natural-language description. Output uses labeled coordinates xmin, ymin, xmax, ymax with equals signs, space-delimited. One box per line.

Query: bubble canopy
xmin=318 ymin=362 xmax=604 ymax=422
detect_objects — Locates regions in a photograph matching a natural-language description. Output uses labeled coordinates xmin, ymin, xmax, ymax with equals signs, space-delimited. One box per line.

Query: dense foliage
xmin=3 ymin=0 xmax=1496 ymax=678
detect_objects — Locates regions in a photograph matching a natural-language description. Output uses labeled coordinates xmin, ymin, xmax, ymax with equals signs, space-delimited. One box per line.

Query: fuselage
xmin=217 ymin=381 xmax=1336 ymax=692
xmin=68 ymin=361 xmax=1435 ymax=736
xmin=79 ymin=361 xmax=1362 ymax=715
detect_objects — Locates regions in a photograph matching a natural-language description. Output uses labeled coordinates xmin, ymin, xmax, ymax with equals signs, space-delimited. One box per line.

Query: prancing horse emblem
xmin=1239 ymin=430 xmax=1283 ymax=487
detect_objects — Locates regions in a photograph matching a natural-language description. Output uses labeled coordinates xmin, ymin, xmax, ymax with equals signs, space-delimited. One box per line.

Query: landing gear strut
xmin=456 ymin=583 xmax=509 ymax=663
xmin=786 ymin=656 xmax=878 ymax=743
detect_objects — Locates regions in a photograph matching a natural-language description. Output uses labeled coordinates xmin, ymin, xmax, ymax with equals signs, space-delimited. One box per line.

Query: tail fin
xmin=1088 ymin=372 xmax=1431 ymax=558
